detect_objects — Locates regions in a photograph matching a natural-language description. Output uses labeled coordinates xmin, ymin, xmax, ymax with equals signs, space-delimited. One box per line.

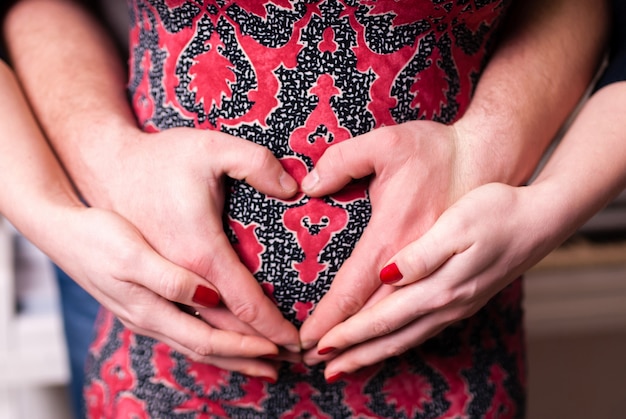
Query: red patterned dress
xmin=85 ymin=1 xmax=526 ymax=418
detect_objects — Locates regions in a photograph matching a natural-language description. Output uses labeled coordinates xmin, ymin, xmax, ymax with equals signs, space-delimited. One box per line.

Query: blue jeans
xmin=54 ymin=266 xmax=100 ymax=419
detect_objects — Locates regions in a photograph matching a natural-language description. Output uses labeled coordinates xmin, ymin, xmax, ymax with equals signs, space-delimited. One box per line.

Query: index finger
xmin=298 ymin=220 xmax=393 ymax=350
xmin=202 ymin=233 xmax=301 ymax=353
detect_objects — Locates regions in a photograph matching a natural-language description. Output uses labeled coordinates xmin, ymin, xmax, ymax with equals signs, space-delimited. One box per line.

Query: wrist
xmin=7 ymin=186 xmax=85 ymax=250
xmin=452 ymin=115 xmax=541 ymax=191
xmin=524 ymin=178 xmax=590 ymax=247
xmin=54 ymin=116 xmax=141 ymax=209
xmin=450 ymin=122 xmax=526 ymax=206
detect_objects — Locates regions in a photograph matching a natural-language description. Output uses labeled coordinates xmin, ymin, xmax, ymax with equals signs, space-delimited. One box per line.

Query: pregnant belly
xmin=225 ymin=157 xmax=371 ymax=327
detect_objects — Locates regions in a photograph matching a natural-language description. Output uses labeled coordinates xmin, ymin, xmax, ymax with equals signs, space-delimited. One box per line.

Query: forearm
xmin=3 ymin=0 xmax=135 ymax=207
xmin=0 ymin=61 xmax=83 ymax=243
xmin=529 ymin=82 xmax=626 ymax=243
xmin=453 ymin=0 xmax=608 ymax=189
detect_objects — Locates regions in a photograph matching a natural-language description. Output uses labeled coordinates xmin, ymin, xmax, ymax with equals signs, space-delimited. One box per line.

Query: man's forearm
xmin=4 ymin=0 xmax=135 ymax=206
xmin=453 ymin=0 xmax=608 ymax=190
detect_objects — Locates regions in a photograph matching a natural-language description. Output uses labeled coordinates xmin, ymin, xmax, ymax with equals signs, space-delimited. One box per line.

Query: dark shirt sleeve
xmin=596 ymin=0 xmax=626 ymax=89
xmin=1 ymin=0 xmax=124 ymax=65
xmin=0 ymin=0 xmax=19 ymax=61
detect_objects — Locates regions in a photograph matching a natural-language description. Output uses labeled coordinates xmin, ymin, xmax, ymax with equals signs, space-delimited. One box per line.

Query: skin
xmin=307 ymin=80 xmax=626 ymax=378
xmin=299 ymin=0 xmax=608 ymax=379
xmin=3 ymin=0 xmax=607 ymax=383
xmin=0 ymin=60 xmax=287 ymax=377
xmin=5 ymin=0 xmax=303 ymax=350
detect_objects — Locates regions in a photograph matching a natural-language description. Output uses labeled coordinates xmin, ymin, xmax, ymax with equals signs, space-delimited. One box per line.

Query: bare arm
xmin=318 ymin=79 xmax=626 ymax=376
xmin=529 ymin=81 xmax=626 ymax=238
xmin=453 ymin=0 xmax=608 ymax=190
xmin=0 ymin=59 xmax=287 ymax=377
xmin=299 ymin=0 xmax=609 ymax=376
xmin=4 ymin=0 xmax=301 ymax=374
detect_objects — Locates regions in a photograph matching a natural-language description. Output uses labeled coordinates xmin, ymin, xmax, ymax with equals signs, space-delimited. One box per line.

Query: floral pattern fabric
xmin=85 ymin=1 xmax=526 ymax=418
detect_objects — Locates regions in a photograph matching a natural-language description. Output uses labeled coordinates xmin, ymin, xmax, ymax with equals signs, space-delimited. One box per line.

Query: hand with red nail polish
xmin=299 ymin=121 xmax=466 ymax=361
xmin=299 ymin=109 xmax=558 ymax=373
xmin=379 ymin=263 xmax=403 ymax=284
xmin=304 ymin=181 xmax=584 ymax=376
xmin=25 ymin=104 xmax=302 ymax=373
xmin=0 ymin=59 xmax=287 ymax=380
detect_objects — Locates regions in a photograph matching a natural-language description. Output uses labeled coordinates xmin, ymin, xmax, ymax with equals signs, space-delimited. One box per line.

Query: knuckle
xmin=320 ymin=142 xmax=350 ymax=174
xmin=404 ymin=245 xmax=430 ymax=278
xmin=158 ymin=271 xmax=187 ymax=302
xmin=450 ymin=300 xmax=482 ymax=322
xmin=385 ymin=342 xmax=410 ymax=358
xmin=383 ymin=128 xmax=404 ymax=148
xmin=189 ymin=341 xmax=217 ymax=359
xmin=379 ymin=125 xmax=411 ymax=154
xmin=329 ymin=143 xmax=349 ymax=167
xmin=446 ymin=308 xmax=468 ymax=324
xmin=232 ymin=301 xmax=261 ymax=325
xmin=247 ymin=145 xmax=275 ymax=174
xmin=429 ymin=289 xmax=456 ymax=310
xmin=370 ymin=318 xmax=394 ymax=337
xmin=334 ymin=292 xmax=365 ymax=317
xmin=187 ymin=328 xmax=219 ymax=359
xmin=114 ymin=240 xmax=144 ymax=275
xmin=130 ymin=309 xmax=156 ymax=331
xmin=184 ymin=352 xmax=206 ymax=363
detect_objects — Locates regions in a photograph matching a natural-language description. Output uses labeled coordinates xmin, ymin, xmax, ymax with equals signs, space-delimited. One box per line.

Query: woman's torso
xmin=85 ymin=1 xmax=526 ymax=417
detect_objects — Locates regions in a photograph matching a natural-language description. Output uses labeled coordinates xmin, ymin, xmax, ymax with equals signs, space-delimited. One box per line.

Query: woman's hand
xmin=0 ymin=59 xmax=294 ymax=380
xmin=302 ymin=182 xmax=556 ymax=377
xmin=46 ymin=205 xmax=285 ymax=379
xmin=297 ymin=118 xmax=541 ymax=380
xmin=78 ymin=126 xmax=302 ymax=353
xmin=299 ymin=120 xmax=478 ymax=351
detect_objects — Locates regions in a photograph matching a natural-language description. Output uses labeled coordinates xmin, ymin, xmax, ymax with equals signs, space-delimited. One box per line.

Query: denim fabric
xmin=54 ymin=266 xmax=100 ymax=419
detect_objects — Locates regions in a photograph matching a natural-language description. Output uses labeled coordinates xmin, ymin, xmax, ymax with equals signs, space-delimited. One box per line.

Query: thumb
xmin=218 ymin=136 xmax=298 ymax=199
xmin=301 ymin=134 xmax=377 ymax=196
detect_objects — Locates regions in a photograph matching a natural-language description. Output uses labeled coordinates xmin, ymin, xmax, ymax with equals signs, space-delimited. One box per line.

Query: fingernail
xmin=326 ymin=372 xmax=345 ymax=384
xmin=317 ymin=347 xmax=336 ymax=356
xmin=192 ymin=285 xmax=220 ymax=308
xmin=380 ymin=262 xmax=403 ymax=284
xmin=301 ymin=170 xmax=319 ymax=193
xmin=284 ymin=344 xmax=302 ymax=353
xmin=259 ymin=376 xmax=277 ymax=384
xmin=300 ymin=340 xmax=316 ymax=351
xmin=279 ymin=171 xmax=298 ymax=193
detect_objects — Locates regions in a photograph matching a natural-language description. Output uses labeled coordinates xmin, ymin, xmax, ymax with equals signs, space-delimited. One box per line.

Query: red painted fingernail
xmin=259 ymin=376 xmax=277 ymax=384
xmin=380 ymin=262 xmax=403 ymax=284
xmin=326 ymin=372 xmax=346 ymax=384
xmin=192 ymin=285 xmax=220 ymax=308
xmin=318 ymin=347 xmax=337 ymax=356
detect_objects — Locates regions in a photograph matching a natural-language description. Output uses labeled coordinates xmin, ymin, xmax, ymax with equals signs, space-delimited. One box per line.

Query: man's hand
xmin=51 ymin=205 xmax=284 ymax=379
xmin=79 ymin=125 xmax=302 ymax=352
xmin=301 ymin=183 xmax=549 ymax=378
xmin=299 ymin=121 xmax=475 ymax=354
